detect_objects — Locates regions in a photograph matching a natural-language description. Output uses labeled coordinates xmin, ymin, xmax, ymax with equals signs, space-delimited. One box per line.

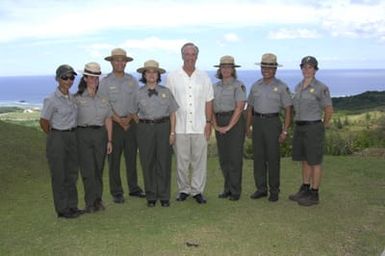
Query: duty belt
xmin=139 ymin=116 xmax=169 ymax=124
xmin=253 ymin=112 xmax=279 ymax=118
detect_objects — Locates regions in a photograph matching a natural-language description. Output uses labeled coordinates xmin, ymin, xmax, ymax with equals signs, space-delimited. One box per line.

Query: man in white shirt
xmin=166 ymin=42 xmax=214 ymax=204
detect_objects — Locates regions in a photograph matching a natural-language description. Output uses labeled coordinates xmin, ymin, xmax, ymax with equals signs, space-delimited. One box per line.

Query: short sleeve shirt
xmin=293 ymin=78 xmax=332 ymax=121
xmin=40 ymin=88 xmax=78 ymax=130
xmin=213 ymin=78 xmax=246 ymax=113
xmin=166 ymin=68 xmax=214 ymax=134
xmin=75 ymin=90 xmax=112 ymax=126
xmin=247 ymin=77 xmax=292 ymax=113
xmin=130 ymin=84 xmax=179 ymax=120
xmin=98 ymin=72 xmax=139 ymax=117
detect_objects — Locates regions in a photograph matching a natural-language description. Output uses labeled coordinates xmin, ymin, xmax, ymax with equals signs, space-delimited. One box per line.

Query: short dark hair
xmin=139 ymin=71 xmax=162 ymax=84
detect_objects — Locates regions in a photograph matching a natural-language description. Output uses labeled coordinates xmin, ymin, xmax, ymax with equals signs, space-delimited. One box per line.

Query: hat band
xmin=261 ymin=62 xmax=278 ymax=66
xmin=84 ymin=69 xmax=101 ymax=75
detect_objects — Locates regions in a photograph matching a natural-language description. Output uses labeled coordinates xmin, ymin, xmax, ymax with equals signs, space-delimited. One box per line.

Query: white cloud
xmin=1 ymin=0 xmax=385 ymax=43
xmin=268 ymin=28 xmax=321 ymax=39
xmin=85 ymin=37 xmax=186 ymax=58
xmin=224 ymin=33 xmax=241 ymax=42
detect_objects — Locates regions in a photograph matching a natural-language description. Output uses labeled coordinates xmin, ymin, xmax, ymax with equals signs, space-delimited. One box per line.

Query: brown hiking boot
xmin=288 ymin=184 xmax=310 ymax=202
xmin=297 ymin=190 xmax=319 ymax=206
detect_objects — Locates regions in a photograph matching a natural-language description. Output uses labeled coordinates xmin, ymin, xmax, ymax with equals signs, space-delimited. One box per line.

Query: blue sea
xmin=0 ymin=69 xmax=384 ymax=109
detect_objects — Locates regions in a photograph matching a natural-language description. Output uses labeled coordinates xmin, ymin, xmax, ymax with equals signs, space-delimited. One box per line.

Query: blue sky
xmin=1 ymin=0 xmax=385 ymax=76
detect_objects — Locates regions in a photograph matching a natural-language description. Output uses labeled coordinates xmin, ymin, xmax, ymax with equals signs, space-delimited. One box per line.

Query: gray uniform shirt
xmin=98 ymin=72 xmax=139 ymax=117
xmin=130 ymin=85 xmax=179 ymax=120
xmin=40 ymin=88 xmax=78 ymax=130
xmin=247 ymin=77 xmax=292 ymax=113
xmin=213 ymin=78 xmax=246 ymax=113
xmin=293 ymin=78 xmax=332 ymax=121
xmin=75 ymin=90 xmax=112 ymax=126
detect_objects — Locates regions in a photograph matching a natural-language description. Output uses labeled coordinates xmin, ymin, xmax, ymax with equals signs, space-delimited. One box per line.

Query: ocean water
xmin=0 ymin=69 xmax=384 ymax=108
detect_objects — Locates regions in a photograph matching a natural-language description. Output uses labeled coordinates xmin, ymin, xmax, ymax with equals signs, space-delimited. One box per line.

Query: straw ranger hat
xmin=82 ymin=62 xmax=102 ymax=77
xmin=104 ymin=48 xmax=133 ymax=62
xmin=137 ymin=60 xmax=166 ymax=74
xmin=213 ymin=55 xmax=241 ymax=68
xmin=255 ymin=53 xmax=282 ymax=68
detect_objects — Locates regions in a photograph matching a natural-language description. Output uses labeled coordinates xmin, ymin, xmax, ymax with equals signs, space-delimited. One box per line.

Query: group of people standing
xmin=40 ymin=42 xmax=333 ymax=219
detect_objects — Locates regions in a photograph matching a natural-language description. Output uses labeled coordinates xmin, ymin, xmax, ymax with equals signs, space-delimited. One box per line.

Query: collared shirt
xmin=130 ymin=84 xmax=179 ymax=120
xmin=293 ymin=78 xmax=332 ymax=121
xmin=213 ymin=78 xmax=246 ymax=113
xmin=75 ymin=90 xmax=112 ymax=126
xmin=40 ymin=88 xmax=78 ymax=130
xmin=98 ymin=72 xmax=139 ymax=117
xmin=247 ymin=77 xmax=292 ymax=113
xmin=166 ymin=67 xmax=214 ymax=134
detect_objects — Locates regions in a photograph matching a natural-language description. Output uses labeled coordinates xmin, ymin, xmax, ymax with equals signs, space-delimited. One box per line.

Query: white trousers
xmin=174 ymin=134 xmax=207 ymax=196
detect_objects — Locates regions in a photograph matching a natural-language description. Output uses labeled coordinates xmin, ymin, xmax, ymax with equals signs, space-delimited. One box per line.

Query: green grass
xmin=0 ymin=121 xmax=384 ymax=255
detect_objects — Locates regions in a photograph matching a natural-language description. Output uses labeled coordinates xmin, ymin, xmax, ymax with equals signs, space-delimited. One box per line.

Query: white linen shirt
xmin=166 ymin=67 xmax=213 ymax=134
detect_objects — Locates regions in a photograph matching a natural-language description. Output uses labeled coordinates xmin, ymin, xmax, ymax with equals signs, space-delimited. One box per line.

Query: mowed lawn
xmin=0 ymin=121 xmax=384 ymax=256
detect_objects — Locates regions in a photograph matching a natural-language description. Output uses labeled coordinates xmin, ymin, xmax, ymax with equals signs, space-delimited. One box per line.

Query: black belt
xmin=139 ymin=117 xmax=169 ymax=124
xmin=51 ymin=128 xmax=76 ymax=132
xmin=253 ymin=112 xmax=279 ymax=118
xmin=77 ymin=125 xmax=103 ymax=129
xmin=295 ymin=120 xmax=322 ymax=126
xmin=215 ymin=111 xmax=234 ymax=117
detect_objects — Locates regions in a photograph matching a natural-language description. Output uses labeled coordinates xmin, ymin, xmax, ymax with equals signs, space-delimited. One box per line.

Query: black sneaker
xmin=218 ymin=191 xmax=231 ymax=198
xmin=268 ymin=193 xmax=279 ymax=202
xmin=57 ymin=209 xmax=79 ymax=219
xmin=160 ymin=200 xmax=170 ymax=207
xmin=250 ymin=190 xmax=267 ymax=199
xmin=112 ymin=194 xmax=125 ymax=204
xmin=193 ymin=194 xmax=207 ymax=204
xmin=176 ymin=192 xmax=189 ymax=201
xmin=297 ymin=190 xmax=319 ymax=206
xmin=288 ymin=185 xmax=310 ymax=202
xmin=129 ymin=191 xmax=146 ymax=198
xmin=147 ymin=200 xmax=156 ymax=207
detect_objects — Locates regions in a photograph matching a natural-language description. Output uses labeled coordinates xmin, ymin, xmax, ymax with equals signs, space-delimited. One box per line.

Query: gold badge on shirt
xmin=273 ymin=87 xmax=278 ymax=92
xmin=310 ymin=88 xmax=315 ymax=93
xmin=161 ymin=93 xmax=167 ymax=98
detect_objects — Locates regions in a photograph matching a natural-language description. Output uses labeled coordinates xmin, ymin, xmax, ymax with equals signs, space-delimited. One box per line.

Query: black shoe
xmin=218 ymin=191 xmax=231 ymax=199
xmin=147 ymin=200 xmax=156 ymax=207
xmin=69 ymin=207 xmax=86 ymax=215
xmin=268 ymin=193 xmax=279 ymax=202
xmin=229 ymin=195 xmax=240 ymax=201
xmin=297 ymin=190 xmax=319 ymax=206
xmin=129 ymin=191 xmax=146 ymax=198
xmin=193 ymin=194 xmax=207 ymax=204
xmin=289 ymin=185 xmax=310 ymax=202
xmin=112 ymin=194 xmax=125 ymax=204
xmin=94 ymin=199 xmax=105 ymax=211
xmin=160 ymin=200 xmax=170 ymax=207
xmin=57 ymin=210 xmax=79 ymax=219
xmin=176 ymin=192 xmax=189 ymax=201
xmin=250 ymin=191 xmax=268 ymax=199
xmin=85 ymin=205 xmax=98 ymax=213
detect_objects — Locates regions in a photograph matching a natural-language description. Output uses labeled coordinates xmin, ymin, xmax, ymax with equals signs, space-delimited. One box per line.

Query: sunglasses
xmin=61 ymin=75 xmax=75 ymax=81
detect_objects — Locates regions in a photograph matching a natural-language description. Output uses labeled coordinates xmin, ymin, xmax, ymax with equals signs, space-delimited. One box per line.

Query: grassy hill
xmin=0 ymin=121 xmax=384 ymax=255
xmin=333 ymin=90 xmax=385 ymax=113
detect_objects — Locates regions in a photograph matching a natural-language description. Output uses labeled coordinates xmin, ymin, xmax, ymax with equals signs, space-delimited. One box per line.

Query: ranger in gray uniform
xmin=99 ymin=48 xmax=145 ymax=203
xmin=129 ymin=60 xmax=179 ymax=207
xmin=40 ymin=64 xmax=82 ymax=219
xmin=212 ymin=56 xmax=246 ymax=201
xmin=289 ymin=56 xmax=333 ymax=206
xmin=246 ymin=53 xmax=292 ymax=202
xmin=75 ymin=62 xmax=113 ymax=213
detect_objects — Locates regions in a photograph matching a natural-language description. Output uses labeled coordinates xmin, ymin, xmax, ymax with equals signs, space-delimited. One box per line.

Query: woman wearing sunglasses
xmin=40 ymin=64 xmax=82 ymax=219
